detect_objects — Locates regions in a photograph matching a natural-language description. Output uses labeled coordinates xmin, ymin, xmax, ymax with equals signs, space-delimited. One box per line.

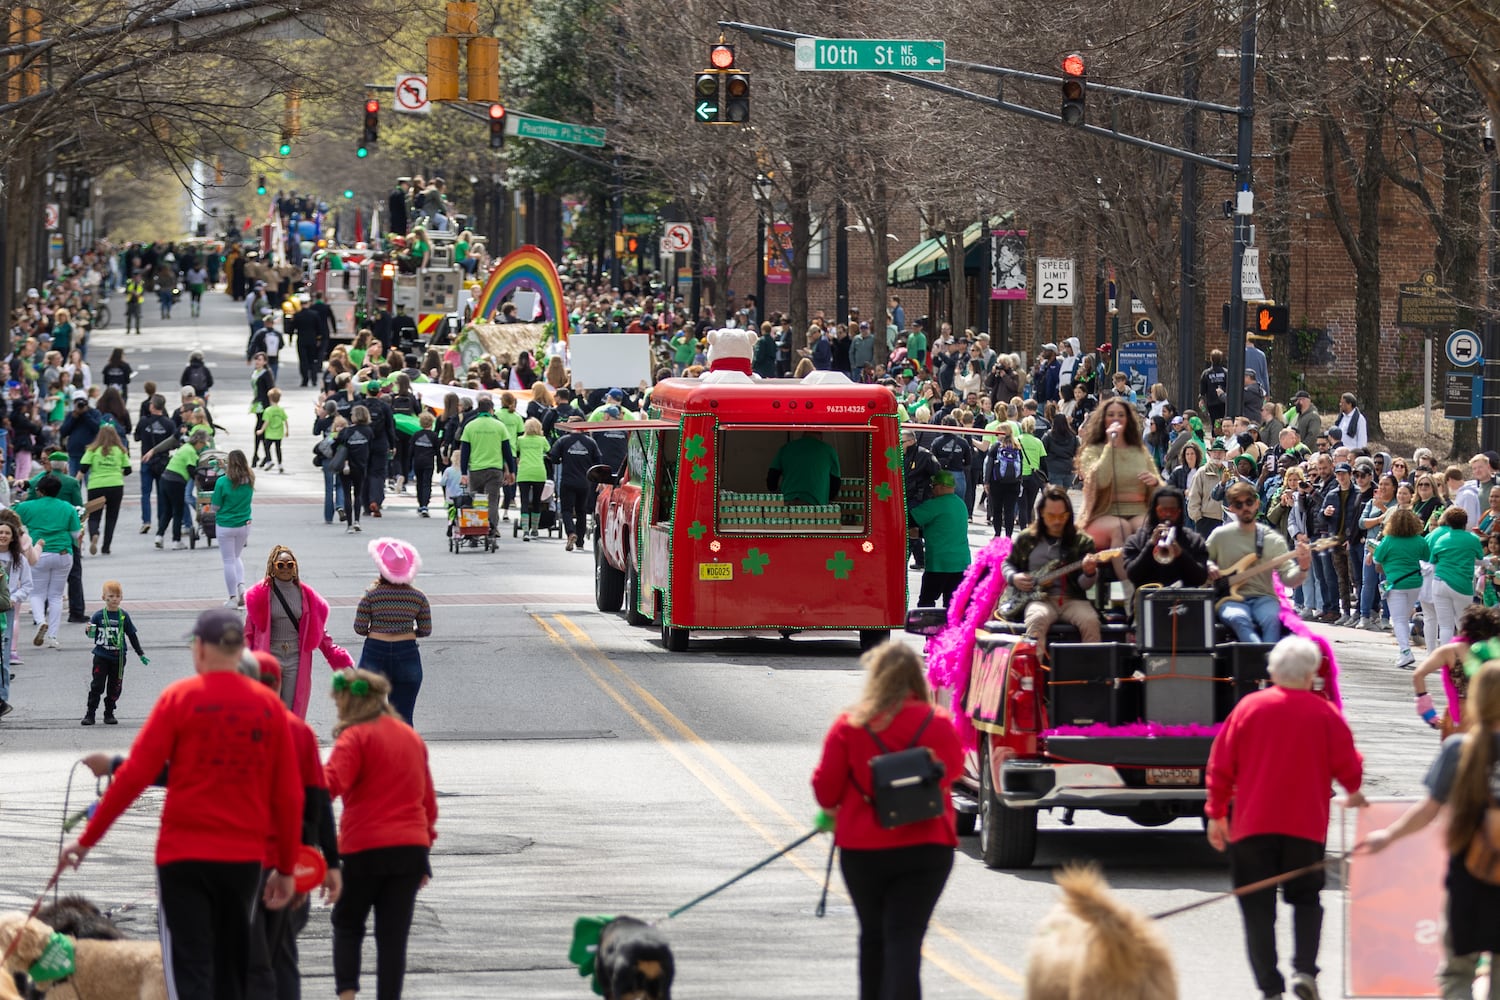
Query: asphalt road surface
xmin=0 ymin=289 xmax=1444 ymax=998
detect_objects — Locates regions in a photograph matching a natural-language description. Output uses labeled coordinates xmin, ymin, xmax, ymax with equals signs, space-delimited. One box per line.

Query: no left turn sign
xmin=662 ymin=223 xmax=693 ymax=253
xmin=394 ymin=74 xmax=431 ymax=115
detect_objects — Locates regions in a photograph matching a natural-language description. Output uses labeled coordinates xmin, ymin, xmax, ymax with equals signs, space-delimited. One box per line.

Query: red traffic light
xmin=488 ymin=102 xmax=506 ymax=120
xmin=710 ymin=44 xmax=735 ymax=70
xmin=1062 ymin=52 xmax=1085 ymax=77
xmin=365 ymin=98 xmax=380 ymax=114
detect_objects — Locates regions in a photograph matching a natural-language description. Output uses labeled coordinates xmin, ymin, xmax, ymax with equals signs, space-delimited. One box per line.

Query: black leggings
xmin=520 ymin=481 xmax=545 ymax=518
xmin=87 ymin=483 xmax=125 ymax=552
xmin=333 ymin=846 xmax=429 ymax=1000
xmin=840 ymin=844 xmax=954 ymax=1000
xmin=560 ymin=483 xmax=592 ymax=540
xmin=161 ymin=472 xmax=189 ymax=541
xmin=343 ymin=462 xmax=368 ymax=523
xmin=988 ymin=482 xmax=1023 ymax=536
xmin=413 ymin=456 xmax=435 ymax=509
xmin=157 ymin=860 xmax=263 ymax=1000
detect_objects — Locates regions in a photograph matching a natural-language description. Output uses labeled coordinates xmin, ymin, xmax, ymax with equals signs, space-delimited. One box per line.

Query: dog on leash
xmin=0 ymin=912 xmax=166 ymax=1000
xmin=596 ymin=916 xmax=674 ymax=1000
xmin=35 ymin=897 xmax=124 ymax=942
xmin=1024 ymin=865 xmax=1177 ymax=1000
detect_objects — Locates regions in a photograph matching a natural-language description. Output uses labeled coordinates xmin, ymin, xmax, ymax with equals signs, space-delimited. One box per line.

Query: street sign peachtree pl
xmin=504 ymin=113 xmax=606 ymax=148
xmin=793 ymin=37 xmax=946 ymax=73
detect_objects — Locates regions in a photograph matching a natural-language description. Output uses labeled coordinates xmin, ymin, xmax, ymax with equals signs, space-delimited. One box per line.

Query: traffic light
xmin=694 ymin=71 xmax=721 ymax=123
xmin=488 ymin=102 xmax=506 ymax=149
xmin=343 ymin=188 xmax=354 ymax=200
xmin=724 ymin=71 xmax=750 ymax=123
xmin=1061 ymin=52 xmax=1086 ymax=126
xmin=694 ymin=40 xmax=748 ymax=125
xmin=256 ymin=175 xmax=267 ymax=196
xmin=278 ymin=130 xmax=292 ymax=156
xmin=626 ymin=234 xmax=640 ymax=254
xmin=362 ymin=98 xmax=379 ymax=148
xmin=1255 ymin=304 xmax=1291 ymax=334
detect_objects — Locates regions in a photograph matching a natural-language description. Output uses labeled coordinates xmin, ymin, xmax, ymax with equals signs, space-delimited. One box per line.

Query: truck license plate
xmin=699 ymin=562 xmax=733 ymax=581
xmin=1145 ymin=767 xmax=1201 ymax=786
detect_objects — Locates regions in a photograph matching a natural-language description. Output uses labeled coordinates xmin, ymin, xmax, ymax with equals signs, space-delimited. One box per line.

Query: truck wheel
xmin=859 ymin=629 xmax=891 ymax=651
xmin=594 ymin=533 xmax=625 ymax=612
xmin=626 ymin=567 xmax=651 ymax=626
xmin=955 ymin=811 xmax=978 ymax=836
xmin=661 ymin=619 xmax=689 ymax=652
xmin=979 ymin=742 xmax=1037 ymax=869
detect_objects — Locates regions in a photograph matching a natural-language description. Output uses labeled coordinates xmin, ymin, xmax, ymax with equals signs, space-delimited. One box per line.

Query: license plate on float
xmin=1145 ymin=767 xmax=1201 ymax=786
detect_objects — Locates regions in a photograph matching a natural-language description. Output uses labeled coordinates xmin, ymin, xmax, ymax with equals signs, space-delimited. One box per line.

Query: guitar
xmin=1213 ymin=536 xmax=1338 ymax=608
xmin=996 ymin=548 xmax=1123 ymax=621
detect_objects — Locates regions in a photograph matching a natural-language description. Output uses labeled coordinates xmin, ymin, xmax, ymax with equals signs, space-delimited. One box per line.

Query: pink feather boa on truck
xmin=924 ymin=537 xmax=1344 ymax=751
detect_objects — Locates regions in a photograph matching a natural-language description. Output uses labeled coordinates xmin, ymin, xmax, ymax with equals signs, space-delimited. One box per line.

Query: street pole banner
xmin=990 ymin=230 xmax=1028 ymax=301
xmin=1345 ymin=799 xmax=1445 ymax=998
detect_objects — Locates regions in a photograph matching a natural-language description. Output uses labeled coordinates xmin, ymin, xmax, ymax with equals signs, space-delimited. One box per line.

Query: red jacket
xmin=83 ymin=671 xmax=303 ymax=872
xmin=264 ymin=710 xmax=327 ymax=867
xmin=324 ymin=715 xmax=437 ymax=855
xmin=811 ymin=698 xmax=965 ymax=850
xmin=1206 ymin=685 xmax=1363 ymax=843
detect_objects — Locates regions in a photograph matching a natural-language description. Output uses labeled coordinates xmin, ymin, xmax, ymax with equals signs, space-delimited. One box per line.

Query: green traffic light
xmin=343 ymin=189 xmax=353 ymax=199
xmin=256 ymin=186 xmax=267 ymax=196
xmin=278 ymin=143 xmax=292 ymax=156
xmin=356 ymin=146 xmax=368 ymax=158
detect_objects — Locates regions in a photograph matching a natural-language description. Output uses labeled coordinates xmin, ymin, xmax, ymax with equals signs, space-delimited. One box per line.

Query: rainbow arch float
xmin=471 ymin=244 xmax=571 ymax=341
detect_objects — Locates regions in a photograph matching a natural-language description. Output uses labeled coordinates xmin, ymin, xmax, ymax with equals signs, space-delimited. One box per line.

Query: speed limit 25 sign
xmin=1036 ymin=257 xmax=1075 ymax=306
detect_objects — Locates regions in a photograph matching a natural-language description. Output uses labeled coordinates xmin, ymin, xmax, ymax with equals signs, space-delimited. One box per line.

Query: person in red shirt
xmin=60 ymin=608 xmax=303 ymax=1000
xmin=811 ymin=643 xmax=964 ymax=1000
xmin=324 ymin=668 xmax=438 ymax=1000
xmin=1206 ymin=635 xmax=1367 ymax=1000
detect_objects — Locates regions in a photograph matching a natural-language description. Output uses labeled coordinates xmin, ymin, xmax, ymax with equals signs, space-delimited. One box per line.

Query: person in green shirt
xmin=767 ymin=432 xmax=841 ymax=505
xmin=516 ymin=418 xmax=551 ymax=540
xmin=157 ymin=429 xmax=209 ymax=549
xmin=27 ymin=452 xmax=84 ymax=507
xmin=459 ymin=395 xmax=516 ymax=538
xmin=905 ymin=327 xmax=928 ymax=368
xmin=670 ymin=328 xmax=696 ymax=375
xmin=79 ymin=426 xmax=132 ymax=556
xmin=210 ymin=450 xmax=256 ymax=607
xmin=911 ymin=471 xmax=971 ymax=607
xmin=1426 ymin=505 xmax=1486 ymax=645
xmin=15 ymin=474 xmax=80 ymax=648
xmin=496 ymin=392 xmax=526 ymax=521
xmin=261 ymin=388 xmax=288 ymax=472
xmin=1372 ymin=507 xmax=1429 ymax=669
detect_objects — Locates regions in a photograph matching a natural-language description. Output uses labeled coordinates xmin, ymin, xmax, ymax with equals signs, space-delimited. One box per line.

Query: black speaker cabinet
xmin=1047 ymin=643 xmax=1142 ymax=728
xmin=1142 ymin=652 xmax=1218 ymax=726
xmin=1138 ymin=588 xmax=1216 ymax=653
xmin=1215 ymin=642 xmax=1274 ymax=720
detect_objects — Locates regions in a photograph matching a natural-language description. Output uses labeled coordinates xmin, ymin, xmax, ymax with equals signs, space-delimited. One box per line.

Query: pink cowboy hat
xmin=368 ymin=537 xmax=422 ymax=585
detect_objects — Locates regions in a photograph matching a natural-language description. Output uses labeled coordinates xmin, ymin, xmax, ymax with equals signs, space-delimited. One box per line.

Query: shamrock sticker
xmin=742 ymin=548 xmax=770 ymax=575
xmin=689 ymin=464 xmax=708 ymax=484
xmin=874 ymin=482 xmax=893 ymax=502
xmin=884 ymin=445 xmax=903 ymax=471
xmin=684 ymin=435 xmax=708 ymax=462
xmin=826 ymin=551 xmax=855 ymax=580
xmin=687 ymin=520 xmax=707 ymax=540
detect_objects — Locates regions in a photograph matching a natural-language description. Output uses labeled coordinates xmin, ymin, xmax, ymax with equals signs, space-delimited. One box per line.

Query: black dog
xmin=596 ymin=916 xmax=674 ymax=1000
xmin=35 ymin=894 xmax=124 ymax=940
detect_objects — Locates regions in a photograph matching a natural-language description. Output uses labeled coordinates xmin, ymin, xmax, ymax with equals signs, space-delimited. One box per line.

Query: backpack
xmin=855 ymin=709 xmax=946 ymax=829
xmin=990 ymin=444 xmax=1023 ymax=484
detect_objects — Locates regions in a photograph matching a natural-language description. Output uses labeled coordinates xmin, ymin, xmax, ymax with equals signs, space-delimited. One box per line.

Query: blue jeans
xmin=1220 ymin=594 xmax=1284 ymax=643
xmin=140 ymin=463 xmax=159 ymax=525
xmin=357 ymin=638 xmax=422 ymax=726
xmin=1313 ymin=549 xmax=1339 ymax=613
xmin=323 ymin=464 xmax=348 ymax=523
xmin=1360 ymin=557 xmax=1387 ymax=619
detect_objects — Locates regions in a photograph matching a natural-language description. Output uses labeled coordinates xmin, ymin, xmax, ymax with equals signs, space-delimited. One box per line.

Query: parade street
xmin=0 ymin=292 xmax=1447 ymax=998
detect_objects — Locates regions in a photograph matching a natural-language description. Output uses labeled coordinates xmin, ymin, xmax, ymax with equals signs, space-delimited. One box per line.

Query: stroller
xmin=191 ymin=449 xmax=228 ymax=548
xmin=448 ymin=492 xmax=495 ymax=553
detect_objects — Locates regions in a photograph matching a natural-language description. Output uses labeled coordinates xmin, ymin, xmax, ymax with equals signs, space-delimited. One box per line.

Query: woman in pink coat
xmin=244 ymin=544 xmax=353 ymax=716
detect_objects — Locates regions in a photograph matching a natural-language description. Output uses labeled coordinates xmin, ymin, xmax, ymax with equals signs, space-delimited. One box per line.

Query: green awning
xmin=888 ymin=214 xmax=1014 ymax=288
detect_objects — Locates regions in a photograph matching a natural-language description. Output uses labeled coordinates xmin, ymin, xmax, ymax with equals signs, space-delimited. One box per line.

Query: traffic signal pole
xmin=1224 ymin=4 xmax=1256 ymax=423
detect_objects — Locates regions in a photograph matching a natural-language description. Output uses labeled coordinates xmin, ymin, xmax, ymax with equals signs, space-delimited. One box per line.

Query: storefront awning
xmin=887 ymin=214 xmax=1013 ymax=288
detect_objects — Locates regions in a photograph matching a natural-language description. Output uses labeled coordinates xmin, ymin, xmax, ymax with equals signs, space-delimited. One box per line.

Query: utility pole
xmin=1224 ymin=4 xmax=1257 ymax=422
xmin=1483 ymin=134 xmax=1499 ymax=452
xmin=835 ymin=201 xmax=848 ymax=323
xmin=1178 ymin=16 xmax=1200 ymax=410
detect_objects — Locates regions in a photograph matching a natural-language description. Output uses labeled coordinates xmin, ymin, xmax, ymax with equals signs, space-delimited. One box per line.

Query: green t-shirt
xmin=1018 ymin=433 xmax=1045 ymax=476
xmin=348 ymin=347 xmax=367 ymax=368
xmin=211 ymin=477 xmax=254 ymax=528
xmin=15 ymin=496 xmax=80 ymax=554
xmin=516 ymin=435 xmax=548 ymax=482
xmin=166 ymin=443 xmax=201 ymax=480
xmin=454 ymin=239 xmax=470 ymax=262
xmin=496 ymin=407 xmax=524 ymax=446
xmin=262 ymin=404 xmax=288 ymax=440
xmin=770 ymin=436 xmax=840 ymax=504
xmin=672 ymin=334 xmax=696 ymax=364
xmin=912 ymin=492 xmax=972 ymax=573
xmin=906 ymin=330 xmax=928 ymax=363
xmin=28 ymin=471 xmax=84 ymax=507
xmin=1373 ymin=533 xmax=1429 ymax=591
xmin=1427 ymin=526 xmax=1483 ymax=596
xmin=80 ymin=445 xmax=131 ymax=490
xmin=460 ymin=414 xmax=511 ymax=471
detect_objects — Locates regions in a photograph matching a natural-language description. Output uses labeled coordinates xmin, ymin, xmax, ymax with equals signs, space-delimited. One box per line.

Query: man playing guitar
xmin=1207 ymin=481 xmax=1313 ymax=643
xmin=1001 ymin=485 xmax=1101 ymax=656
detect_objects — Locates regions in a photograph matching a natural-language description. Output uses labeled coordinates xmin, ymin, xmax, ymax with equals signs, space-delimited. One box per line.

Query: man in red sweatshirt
xmin=1206 ymin=635 xmax=1366 ymax=1000
xmin=60 ymin=609 xmax=304 ymax=1000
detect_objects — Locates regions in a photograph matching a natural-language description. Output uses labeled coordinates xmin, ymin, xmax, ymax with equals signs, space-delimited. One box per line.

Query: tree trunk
xmin=945 ymin=218 xmax=969 ymax=338
xmin=788 ymin=167 xmax=812 ymax=356
xmin=870 ymin=182 xmax=891 ymax=365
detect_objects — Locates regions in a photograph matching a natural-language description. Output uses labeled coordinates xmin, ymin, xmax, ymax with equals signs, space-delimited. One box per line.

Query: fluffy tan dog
xmin=0 ymin=912 xmax=166 ymax=1000
xmin=1025 ymin=865 xmax=1178 ymax=1000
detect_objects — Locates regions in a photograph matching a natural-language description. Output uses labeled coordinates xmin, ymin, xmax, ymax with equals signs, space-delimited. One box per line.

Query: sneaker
xmin=139 ymin=523 xmax=151 ymax=534
xmin=566 ymin=535 xmax=576 ymax=551
xmin=353 ymin=523 xmax=363 ymax=532
xmin=419 ymin=507 xmax=430 ymax=517
xmin=154 ymin=536 xmax=164 ymax=549
xmin=1289 ymin=972 xmax=1320 ymax=1000
xmin=47 ymin=637 xmax=60 ymax=649
xmin=224 ymin=597 xmax=239 ymax=607
xmin=103 ymin=712 xmax=117 ymax=725
xmin=336 ymin=507 xmax=345 ymax=521
xmin=89 ymin=535 xmax=98 ymax=555
xmin=32 ymin=623 xmax=45 ymax=646
xmin=80 ymin=714 xmax=95 ymax=726
xmin=1395 ymin=650 xmax=1416 ymax=669
xmin=1317 ymin=611 xmax=1339 ymax=624
xmin=346 ymin=525 xmax=356 ymax=534
xmin=523 ymin=532 xmax=531 ymax=542
xmin=172 ymin=540 xmax=186 ymax=550
xmin=1353 ymin=616 xmax=1369 ymax=630
xmin=1379 ymin=617 xmax=1394 ymax=631
xmin=0 ymin=700 xmax=12 ymax=718
xmin=1300 ymin=608 xmax=1319 ymax=621
xmin=503 ymin=513 xmax=510 ymax=522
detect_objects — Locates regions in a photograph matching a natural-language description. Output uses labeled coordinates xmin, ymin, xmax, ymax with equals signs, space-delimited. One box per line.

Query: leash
xmin=665 ymin=826 xmax=824 ymax=920
xmin=1149 ymin=840 xmax=1369 ymax=921
xmin=0 ymin=863 xmax=64 ymax=967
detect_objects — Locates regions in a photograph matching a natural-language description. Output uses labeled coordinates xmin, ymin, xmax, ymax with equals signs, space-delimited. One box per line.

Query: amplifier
xmin=1215 ymin=642 xmax=1274 ymax=720
xmin=1143 ymin=653 xmax=1217 ymax=726
xmin=1139 ymin=588 xmax=1216 ymax=653
xmin=1047 ymin=643 xmax=1142 ymax=728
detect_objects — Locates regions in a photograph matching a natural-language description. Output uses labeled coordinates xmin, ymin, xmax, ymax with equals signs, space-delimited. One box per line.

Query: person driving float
xmin=767 ymin=431 xmax=841 ymax=505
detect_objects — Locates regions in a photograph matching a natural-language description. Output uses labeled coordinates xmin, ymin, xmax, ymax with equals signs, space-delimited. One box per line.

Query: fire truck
xmin=303 ymin=248 xmax=370 ymax=342
xmin=590 ymin=369 xmax=909 ymax=652
xmin=364 ymin=232 xmax=466 ymax=345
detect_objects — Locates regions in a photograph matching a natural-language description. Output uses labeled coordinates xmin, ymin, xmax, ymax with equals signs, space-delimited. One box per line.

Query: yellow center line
xmin=545 ymin=614 xmax=1023 ymax=995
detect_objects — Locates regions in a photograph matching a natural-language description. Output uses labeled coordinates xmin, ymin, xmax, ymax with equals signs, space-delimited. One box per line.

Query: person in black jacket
xmin=1123 ymin=485 xmax=1211 ymax=590
xmin=927 ymin=418 xmax=974 ymax=516
xmin=1314 ymin=462 xmax=1361 ymax=624
xmin=292 ymin=303 xmax=322 ymax=387
xmin=1040 ymin=409 xmax=1079 ymax=490
xmin=334 ymin=406 xmax=374 ymax=532
xmin=134 ymin=394 xmax=177 ymax=535
xmin=902 ymin=429 xmax=941 ymax=570
xmin=547 ymin=420 xmax=602 ymax=552
xmin=359 ymin=383 xmax=397 ymax=517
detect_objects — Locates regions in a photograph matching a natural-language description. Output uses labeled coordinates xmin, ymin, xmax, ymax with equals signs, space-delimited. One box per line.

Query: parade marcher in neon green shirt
xmin=516 ymin=418 xmax=551 ymax=540
xmin=80 ymin=426 xmax=132 ymax=555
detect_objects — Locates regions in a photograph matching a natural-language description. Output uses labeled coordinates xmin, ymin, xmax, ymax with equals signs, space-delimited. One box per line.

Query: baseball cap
xmin=607 ymin=388 xmax=625 ymax=400
xmin=1171 ymin=415 xmax=1185 ymax=426
xmin=932 ymin=470 xmax=956 ymax=487
xmin=185 ymin=608 xmax=245 ymax=648
xmin=1244 ymin=367 xmax=1257 ymax=377
xmin=1292 ymin=390 xmax=1311 ymax=400
xmin=71 ymin=389 xmax=87 ymax=402
xmin=1041 ymin=343 xmax=1058 ymax=353
xmin=364 ymin=380 xmax=382 ymax=394
xmin=1335 ymin=462 xmax=1353 ymax=474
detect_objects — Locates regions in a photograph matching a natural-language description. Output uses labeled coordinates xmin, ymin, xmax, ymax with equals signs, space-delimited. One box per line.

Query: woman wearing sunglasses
xmin=244 ymin=545 xmax=353 ymax=716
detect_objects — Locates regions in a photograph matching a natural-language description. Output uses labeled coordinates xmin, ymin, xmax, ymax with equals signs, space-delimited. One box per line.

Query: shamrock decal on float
xmin=689 ymin=464 xmax=708 ymax=484
xmin=742 ymin=548 xmax=770 ymax=575
xmin=684 ymin=435 xmax=708 ymax=462
xmin=687 ymin=520 xmax=708 ymax=540
xmin=826 ymin=551 xmax=855 ymax=580
xmin=874 ymin=482 xmax=893 ymax=502
xmin=885 ymin=445 xmax=902 ymax=471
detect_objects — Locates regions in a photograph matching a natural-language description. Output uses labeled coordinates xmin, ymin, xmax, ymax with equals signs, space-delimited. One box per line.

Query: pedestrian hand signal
xmin=1061 ymin=52 xmax=1086 ymax=126
xmin=1256 ymin=305 xmax=1290 ymax=334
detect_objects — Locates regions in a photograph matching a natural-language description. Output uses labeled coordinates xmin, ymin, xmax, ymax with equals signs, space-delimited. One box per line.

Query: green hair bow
xmin=1463 ymin=637 xmax=1500 ymax=679
xmin=332 ymin=674 xmax=370 ymax=696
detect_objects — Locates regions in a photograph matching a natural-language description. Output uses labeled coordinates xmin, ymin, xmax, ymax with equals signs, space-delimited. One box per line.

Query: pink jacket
xmin=244 ymin=580 xmax=354 ymax=718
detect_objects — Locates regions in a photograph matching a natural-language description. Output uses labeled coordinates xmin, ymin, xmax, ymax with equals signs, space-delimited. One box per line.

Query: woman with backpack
xmin=811 ymin=642 xmax=963 ymax=1000
xmin=1365 ymin=658 xmax=1500 ymax=999
xmin=985 ymin=421 xmax=1026 ymax=537
xmin=80 ymin=424 xmax=132 ymax=555
xmin=180 ymin=351 xmax=214 ymax=399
